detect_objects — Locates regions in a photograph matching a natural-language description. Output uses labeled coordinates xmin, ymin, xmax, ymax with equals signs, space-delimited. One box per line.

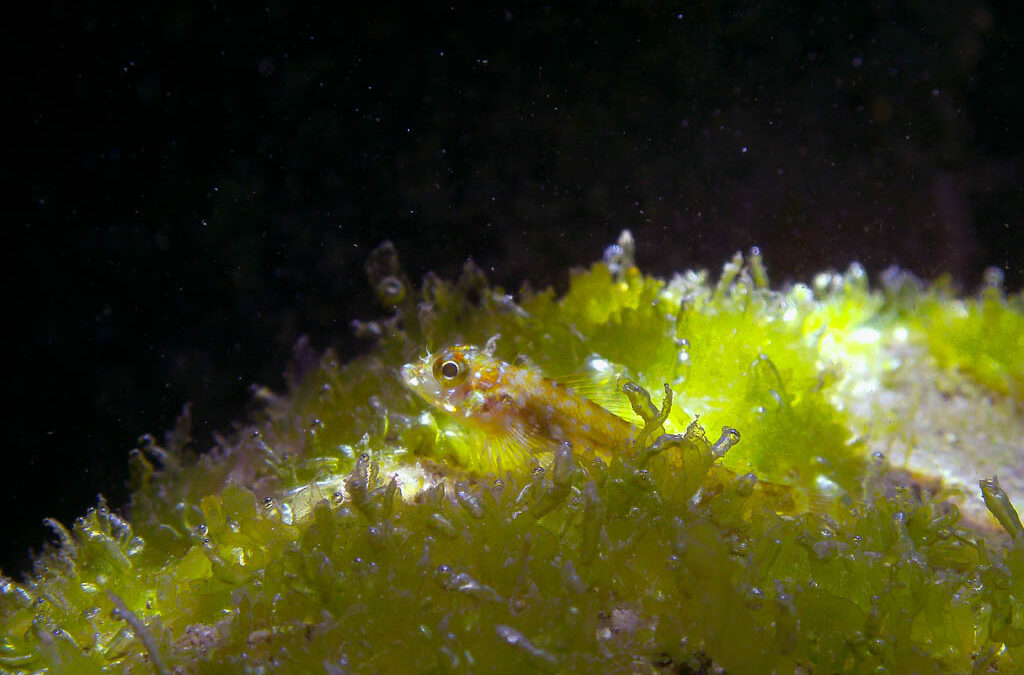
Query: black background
xmin=4 ymin=2 xmax=1022 ymax=574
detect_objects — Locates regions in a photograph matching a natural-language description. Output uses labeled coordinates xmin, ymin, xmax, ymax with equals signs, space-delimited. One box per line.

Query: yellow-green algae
xmin=915 ymin=271 xmax=1024 ymax=400
xmin=3 ymin=235 xmax=1024 ymax=674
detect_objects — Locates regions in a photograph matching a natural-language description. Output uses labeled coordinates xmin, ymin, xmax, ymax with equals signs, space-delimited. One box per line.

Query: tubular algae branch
xmin=3 ymin=232 xmax=1024 ymax=674
xmin=981 ymin=477 xmax=1024 ymax=542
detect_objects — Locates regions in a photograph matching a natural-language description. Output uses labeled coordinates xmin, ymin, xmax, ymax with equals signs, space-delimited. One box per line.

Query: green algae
xmin=912 ymin=274 xmax=1024 ymax=400
xmin=3 ymin=235 xmax=1024 ymax=673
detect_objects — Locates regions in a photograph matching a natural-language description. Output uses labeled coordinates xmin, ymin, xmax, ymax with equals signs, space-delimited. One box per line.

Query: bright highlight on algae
xmin=4 ymin=232 xmax=1024 ymax=674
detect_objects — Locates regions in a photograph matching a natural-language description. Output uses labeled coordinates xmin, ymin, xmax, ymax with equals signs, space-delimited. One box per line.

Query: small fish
xmin=401 ymin=338 xmax=635 ymax=468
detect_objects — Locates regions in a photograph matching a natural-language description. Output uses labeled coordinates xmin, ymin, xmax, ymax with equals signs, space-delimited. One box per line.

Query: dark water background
xmin=4 ymin=2 xmax=1022 ymax=573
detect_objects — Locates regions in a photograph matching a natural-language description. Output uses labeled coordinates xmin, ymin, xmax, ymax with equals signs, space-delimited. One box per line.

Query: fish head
xmin=401 ymin=344 xmax=485 ymax=416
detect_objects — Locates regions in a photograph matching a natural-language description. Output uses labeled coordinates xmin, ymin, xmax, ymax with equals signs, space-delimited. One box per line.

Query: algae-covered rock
xmin=2 ymin=233 xmax=1023 ymax=673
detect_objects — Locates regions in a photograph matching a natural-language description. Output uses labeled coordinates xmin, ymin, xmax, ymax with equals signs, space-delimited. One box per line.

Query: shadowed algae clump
xmin=3 ymin=232 xmax=1024 ymax=674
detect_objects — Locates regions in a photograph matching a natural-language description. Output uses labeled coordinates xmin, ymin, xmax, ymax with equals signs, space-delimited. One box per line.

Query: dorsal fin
xmin=547 ymin=372 xmax=641 ymax=424
xmin=552 ymin=352 xmax=641 ymax=423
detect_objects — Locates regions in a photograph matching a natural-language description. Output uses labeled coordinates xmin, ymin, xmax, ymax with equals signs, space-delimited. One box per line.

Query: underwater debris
xmin=4 ymin=232 xmax=1024 ymax=673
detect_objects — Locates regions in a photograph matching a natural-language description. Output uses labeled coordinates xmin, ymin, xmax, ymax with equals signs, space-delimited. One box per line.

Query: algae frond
xmin=3 ymin=233 xmax=1024 ymax=673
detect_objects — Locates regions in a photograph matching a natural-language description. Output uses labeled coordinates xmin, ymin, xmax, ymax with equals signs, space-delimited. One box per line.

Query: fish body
xmin=401 ymin=344 xmax=634 ymax=465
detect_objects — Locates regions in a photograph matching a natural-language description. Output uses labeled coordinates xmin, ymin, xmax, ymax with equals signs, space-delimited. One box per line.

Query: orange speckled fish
xmin=400 ymin=337 xmax=635 ymax=468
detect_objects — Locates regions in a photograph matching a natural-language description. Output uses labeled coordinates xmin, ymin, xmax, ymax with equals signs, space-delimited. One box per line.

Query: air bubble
xmin=124 ymin=536 xmax=145 ymax=557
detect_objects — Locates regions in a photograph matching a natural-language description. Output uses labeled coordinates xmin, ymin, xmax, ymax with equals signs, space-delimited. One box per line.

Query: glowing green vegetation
xmin=3 ymin=236 xmax=1024 ymax=673
xmin=913 ymin=278 xmax=1024 ymax=399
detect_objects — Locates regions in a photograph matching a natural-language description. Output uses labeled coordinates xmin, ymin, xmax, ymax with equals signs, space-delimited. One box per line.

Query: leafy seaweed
xmin=3 ymin=235 xmax=1023 ymax=673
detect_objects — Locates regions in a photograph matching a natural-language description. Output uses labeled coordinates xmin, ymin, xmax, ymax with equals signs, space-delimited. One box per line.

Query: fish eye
xmin=440 ymin=361 xmax=460 ymax=379
xmin=433 ymin=350 xmax=469 ymax=384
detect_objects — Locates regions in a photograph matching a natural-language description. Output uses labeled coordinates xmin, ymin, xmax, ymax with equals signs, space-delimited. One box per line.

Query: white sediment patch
xmin=824 ymin=323 xmax=1024 ymax=530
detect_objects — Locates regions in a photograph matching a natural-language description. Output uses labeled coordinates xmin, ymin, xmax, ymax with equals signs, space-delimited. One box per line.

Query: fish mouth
xmin=400 ymin=363 xmax=422 ymax=388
